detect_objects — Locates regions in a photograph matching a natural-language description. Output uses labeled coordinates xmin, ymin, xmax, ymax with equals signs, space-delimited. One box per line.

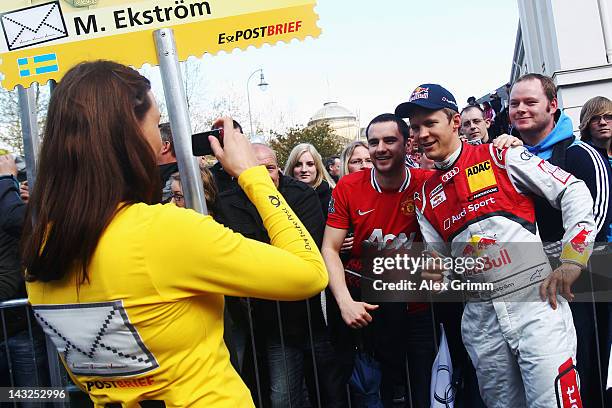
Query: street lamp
xmin=246 ymin=68 xmax=269 ymax=138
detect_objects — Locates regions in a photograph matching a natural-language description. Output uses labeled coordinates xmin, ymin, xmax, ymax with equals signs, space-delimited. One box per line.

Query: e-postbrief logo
xmin=218 ymin=20 xmax=303 ymax=44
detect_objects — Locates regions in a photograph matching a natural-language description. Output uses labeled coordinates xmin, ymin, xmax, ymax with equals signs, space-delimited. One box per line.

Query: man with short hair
xmin=157 ymin=123 xmax=178 ymax=202
xmin=509 ymin=74 xmax=611 ymax=243
xmin=460 ymin=105 xmax=491 ymax=144
xmin=510 ymin=73 xmax=612 ymax=406
xmin=322 ymin=113 xmax=435 ymax=407
xmin=326 ymin=156 xmax=341 ymax=183
xmin=397 ymin=83 xmax=596 ymax=407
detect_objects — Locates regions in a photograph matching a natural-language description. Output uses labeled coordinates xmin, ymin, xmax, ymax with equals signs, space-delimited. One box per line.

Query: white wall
xmin=549 ymin=0 xmax=608 ymax=71
xmin=516 ymin=0 xmax=612 ymax=135
xmin=557 ymin=77 xmax=612 ymax=135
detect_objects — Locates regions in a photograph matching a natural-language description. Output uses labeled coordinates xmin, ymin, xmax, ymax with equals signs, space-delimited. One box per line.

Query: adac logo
xmin=466 ymin=160 xmax=497 ymax=195
xmin=466 ymin=160 xmax=491 ymax=176
xmin=409 ymin=86 xmax=429 ymax=102
xmin=400 ymin=198 xmax=415 ymax=215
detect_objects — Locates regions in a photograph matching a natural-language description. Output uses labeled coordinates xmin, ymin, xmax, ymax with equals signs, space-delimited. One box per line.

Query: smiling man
xmin=509 ymin=74 xmax=612 ymax=406
xmin=322 ymin=113 xmax=435 ymax=407
xmin=397 ymin=83 xmax=596 ymax=408
xmin=509 ymin=75 xmax=611 ymax=244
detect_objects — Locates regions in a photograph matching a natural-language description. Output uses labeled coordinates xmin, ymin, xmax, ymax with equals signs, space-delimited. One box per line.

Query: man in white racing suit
xmin=395 ymin=83 xmax=595 ymax=408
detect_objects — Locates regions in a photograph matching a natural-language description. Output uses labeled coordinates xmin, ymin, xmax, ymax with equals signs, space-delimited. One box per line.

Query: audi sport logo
xmin=441 ymin=167 xmax=459 ymax=182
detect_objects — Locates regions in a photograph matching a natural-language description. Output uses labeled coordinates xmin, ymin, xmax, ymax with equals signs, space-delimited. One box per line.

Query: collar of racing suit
xmin=434 ymin=142 xmax=463 ymax=170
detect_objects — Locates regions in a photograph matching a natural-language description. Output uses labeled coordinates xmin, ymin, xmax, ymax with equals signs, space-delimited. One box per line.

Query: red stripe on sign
xmin=558 ymin=358 xmax=582 ymax=408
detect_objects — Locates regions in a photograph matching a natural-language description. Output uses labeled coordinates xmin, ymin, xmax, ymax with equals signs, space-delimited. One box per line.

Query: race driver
xmin=395 ymin=84 xmax=595 ymax=408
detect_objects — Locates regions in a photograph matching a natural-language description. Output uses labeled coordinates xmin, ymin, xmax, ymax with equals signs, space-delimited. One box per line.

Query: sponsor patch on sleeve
xmin=561 ymin=225 xmax=593 ymax=265
xmin=537 ymin=160 xmax=571 ymax=184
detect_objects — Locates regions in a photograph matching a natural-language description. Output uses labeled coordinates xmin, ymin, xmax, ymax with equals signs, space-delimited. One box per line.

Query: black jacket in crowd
xmin=314 ymin=180 xmax=332 ymax=221
xmin=0 ymin=176 xmax=29 ymax=341
xmin=210 ymin=162 xmax=238 ymax=194
xmin=214 ymin=173 xmax=327 ymax=339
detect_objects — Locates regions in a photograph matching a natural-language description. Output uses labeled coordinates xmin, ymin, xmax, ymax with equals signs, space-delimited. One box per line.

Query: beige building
xmin=308 ymin=102 xmax=361 ymax=142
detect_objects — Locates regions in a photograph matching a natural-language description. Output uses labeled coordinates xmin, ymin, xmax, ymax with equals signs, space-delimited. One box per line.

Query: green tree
xmin=270 ymin=123 xmax=346 ymax=168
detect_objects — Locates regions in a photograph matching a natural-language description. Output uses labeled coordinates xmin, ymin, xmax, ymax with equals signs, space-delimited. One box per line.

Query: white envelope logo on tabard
xmin=33 ymin=300 xmax=159 ymax=377
xmin=1 ymin=1 xmax=68 ymax=51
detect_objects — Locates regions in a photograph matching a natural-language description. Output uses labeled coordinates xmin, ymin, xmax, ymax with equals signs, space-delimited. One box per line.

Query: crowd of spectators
xmin=0 ymin=66 xmax=611 ymax=407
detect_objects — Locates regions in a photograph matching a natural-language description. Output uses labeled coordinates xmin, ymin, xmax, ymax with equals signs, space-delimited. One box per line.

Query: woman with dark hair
xmin=22 ymin=60 xmax=327 ymax=407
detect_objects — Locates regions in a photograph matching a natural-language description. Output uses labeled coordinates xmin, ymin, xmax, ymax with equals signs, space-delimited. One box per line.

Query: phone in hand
xmin=192 ymin=128 xmax=224 ymax=156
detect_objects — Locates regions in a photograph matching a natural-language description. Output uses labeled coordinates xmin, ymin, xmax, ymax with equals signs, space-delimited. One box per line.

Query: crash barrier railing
xmin=1 ymin=287 xmax=609 ymax=407
xmin=225 ymin=279 xmax=611 ymax=408
xmin=0 ymin=299 xmax=76 ymax=408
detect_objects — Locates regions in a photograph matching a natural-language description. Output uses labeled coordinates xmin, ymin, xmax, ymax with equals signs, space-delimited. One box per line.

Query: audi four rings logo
xmin=441 ymin=167 xmax=459 ymax=182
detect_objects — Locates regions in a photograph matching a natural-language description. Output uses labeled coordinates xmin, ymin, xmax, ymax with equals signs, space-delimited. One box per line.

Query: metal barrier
xmin=228 ymin=294 xmax=609 ymax=408
xmin=1 ymin=291 xmax=609 ymax=408
xmin=228 ymin=296 xmax=364 ymax=408
xmin=0 ymin=299 xmax=82 ymax=408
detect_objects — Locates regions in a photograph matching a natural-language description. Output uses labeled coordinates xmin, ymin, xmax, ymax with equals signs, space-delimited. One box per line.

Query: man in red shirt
xmin=322 ymin=113 xmax=434 ymax=407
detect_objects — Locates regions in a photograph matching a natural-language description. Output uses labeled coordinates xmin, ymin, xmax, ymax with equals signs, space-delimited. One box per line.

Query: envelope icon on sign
xmin=1 ymin=1 xmax=68 ymax=51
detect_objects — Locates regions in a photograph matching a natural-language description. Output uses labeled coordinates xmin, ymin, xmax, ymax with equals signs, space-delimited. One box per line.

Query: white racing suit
xmin=415 ymin=143 xmax=595 ymax=408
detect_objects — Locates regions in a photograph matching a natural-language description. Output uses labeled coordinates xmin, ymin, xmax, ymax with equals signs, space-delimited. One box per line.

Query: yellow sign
xmin=0 ymin=0 xmax=320 ymax=89
xmin=465 ymin=160 xmax=496 ymax=193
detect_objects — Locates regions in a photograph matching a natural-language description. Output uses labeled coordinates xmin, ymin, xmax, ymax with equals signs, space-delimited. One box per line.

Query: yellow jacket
xmin=27 ymin=166 xmax=328 ymax=407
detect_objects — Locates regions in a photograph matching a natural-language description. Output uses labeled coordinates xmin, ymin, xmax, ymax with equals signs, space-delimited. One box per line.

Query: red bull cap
xmin=395 ymin=83 xmax=459 ymax=118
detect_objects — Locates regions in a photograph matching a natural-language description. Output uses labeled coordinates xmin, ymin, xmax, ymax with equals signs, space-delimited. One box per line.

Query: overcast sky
xmin=2 ymin=0 xmax=521 ymax=150
xmin=145 ymin=0 xmax=519 ymax=135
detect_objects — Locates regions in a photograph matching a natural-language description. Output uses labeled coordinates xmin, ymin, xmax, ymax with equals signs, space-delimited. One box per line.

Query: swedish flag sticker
xmin=18 ymin=53 xmax=59 ymax=78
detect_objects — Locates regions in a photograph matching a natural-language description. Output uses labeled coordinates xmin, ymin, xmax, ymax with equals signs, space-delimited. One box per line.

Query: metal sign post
xmin=16 ymin=85 xmax=40 ymax=188
xmin=154 ymin=28 xmax=207 ymax=214
xmin=17 ymin=82 xmax=69 ymax=408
